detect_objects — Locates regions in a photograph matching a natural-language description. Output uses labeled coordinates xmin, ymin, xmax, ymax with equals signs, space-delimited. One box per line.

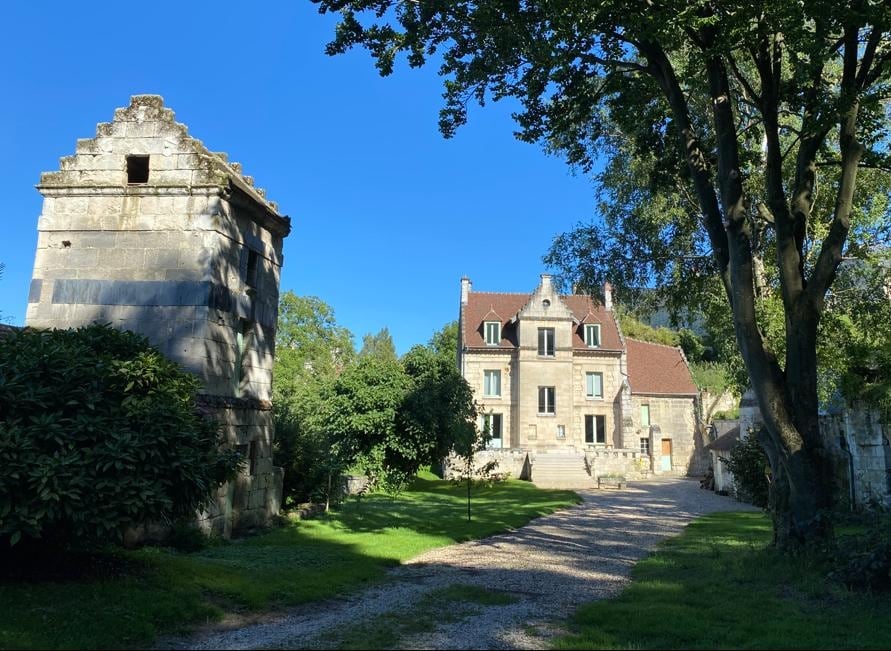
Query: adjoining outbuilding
xmin=25 ymin=95 xmax=291 ymax=535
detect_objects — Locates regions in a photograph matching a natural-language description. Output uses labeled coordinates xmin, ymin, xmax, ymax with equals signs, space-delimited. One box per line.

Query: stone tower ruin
xmin=26 ymin=95 xmax=291 ymax=535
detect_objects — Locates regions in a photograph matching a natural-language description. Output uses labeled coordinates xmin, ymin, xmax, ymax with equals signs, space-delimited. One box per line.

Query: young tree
xmin=273 ymin=292 xmax=355 ymax=504
xmin=322 ymin=355 xmax=415 ymax=491
xmin=314 ymin=0 xmax=891 ymax=550
xmin=400 ymin=343 xmax=477 ymax=469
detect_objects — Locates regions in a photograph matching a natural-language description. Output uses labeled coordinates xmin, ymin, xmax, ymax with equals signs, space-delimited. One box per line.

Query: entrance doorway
xmin=660 ymin=439 xmax=672 ymax=471
xmin=484 ymin=413 xmax=503 ymax=449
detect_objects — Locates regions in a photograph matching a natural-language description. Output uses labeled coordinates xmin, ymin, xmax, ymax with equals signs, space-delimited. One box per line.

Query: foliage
xmin=273 ymin=304 xmax=477 ymax=503
xmin=689 ymin=361 xmax=734 ymax=395
xmin=272 ymin=293 xmax=355 ymax=505
xmin=275 ymin=292 xmax=355 ymax=376
xmin=358 ymin=327 xmax=398 ymax=363
xmin=449 ymin=408 xmax=495 ymax=523
xmin=400 ymin=344 xmax=477 ymax=472
xmin=428 ymin=320 xmax=459 ymax=368
xmin=721 ymin=432 xmax=771 ymax=508
xmin=712 ymin=407 xmax=740 ymax=421
xmin=830 ymin=517 xmax=891 ymax=592
xmin=314 ymin=0 xmax=891 ymax=549
xmin=0 ymin=325 xmax=239 ymax=549
xmin=322 ymin=356 xmax=415 ymax=492
xmin=617 ymin=310 xmax=681 ymax=347
xmin=0 ymin=474 xmax=577 ymax=649
xmin=830 ymin=255 xmax=891 ymax=418
xmin=555 ymin=511 xmax=891 ymax=649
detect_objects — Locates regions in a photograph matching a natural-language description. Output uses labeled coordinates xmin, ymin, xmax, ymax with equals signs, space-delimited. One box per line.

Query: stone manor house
xmin=457 ymin=274 xmax=709 ymax=487
xmin=25 ymin=95 xmax=290 ymax=535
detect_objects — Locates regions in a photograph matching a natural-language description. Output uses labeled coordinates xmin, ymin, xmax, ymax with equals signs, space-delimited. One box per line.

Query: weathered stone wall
xmin=584 ymin=448 xmax=647 ymax=480
xmin=701 ymin=389 xmax=739 ymax=420
xmin=630 ymin=395 xmax=706 ymax=476
xmin=733 ymin=391 xmax=889 ymax=510
xmin=443 ymin=449 xmax=531 ymax=480
xmin=26 ymin=95 xmax=290 ymax=535
xmin=195 ymin=397 xmax=283 ymax=534
xmin=820 ymin=407 xmax=890 ymax=510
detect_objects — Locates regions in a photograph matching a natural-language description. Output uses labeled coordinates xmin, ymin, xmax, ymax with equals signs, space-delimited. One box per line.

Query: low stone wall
xmin=584 ymin=448 xmax=647 ymax=480
xmin=443 ymin=448 xmax=531 ymax=481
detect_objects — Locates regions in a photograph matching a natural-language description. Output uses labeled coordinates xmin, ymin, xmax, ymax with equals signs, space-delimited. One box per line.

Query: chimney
xmin=603 ymin=281 xmax=613 ymax=311
xmin=460 ymin=276 xmax=472 ymax=305
xmin=539 ymin=273 xmax=554 ymax=294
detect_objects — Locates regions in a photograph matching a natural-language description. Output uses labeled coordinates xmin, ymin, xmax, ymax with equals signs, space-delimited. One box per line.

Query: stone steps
xmin=531 ymin=453 xmax=594 ymax=489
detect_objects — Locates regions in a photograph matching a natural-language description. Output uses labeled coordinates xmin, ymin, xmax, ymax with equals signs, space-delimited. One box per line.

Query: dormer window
xmin=485 ymin=321 xmax=501 ymax=345
xmin=585 ymin=323 xmax=601 ymax=348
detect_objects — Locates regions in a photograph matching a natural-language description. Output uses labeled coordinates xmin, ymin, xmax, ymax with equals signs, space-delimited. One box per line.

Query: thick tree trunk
xmin=760 ymin=428 xmax=833 ymax=549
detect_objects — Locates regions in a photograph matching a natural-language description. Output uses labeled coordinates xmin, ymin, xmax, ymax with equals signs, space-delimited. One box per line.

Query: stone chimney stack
xmin=603 ymin=281 xmax=613 ymax=311
xmin=539 ymin=273 xmax=554 ymax=294
xmin=460 ymin=276 xmax=472 ymax=304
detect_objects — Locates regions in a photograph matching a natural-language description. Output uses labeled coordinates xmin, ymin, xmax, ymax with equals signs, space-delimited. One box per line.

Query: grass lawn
xmin=555 ymin=511 xmax=891 ymax=650
xmin=0 ymin=473 xmax=578 ymax=650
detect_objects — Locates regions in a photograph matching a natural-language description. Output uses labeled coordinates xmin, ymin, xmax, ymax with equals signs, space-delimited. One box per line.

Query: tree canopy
xmin=358 ymin=327 xmax=398 ymax=363
xmin=315 ymin=0 xmax=891 ymax=549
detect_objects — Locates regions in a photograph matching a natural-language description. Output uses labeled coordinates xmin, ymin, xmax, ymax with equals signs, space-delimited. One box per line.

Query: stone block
xmin=55 ymin=197 xmax=89 ymax=215
xmin=151 ymin=169 xmax=193 ymax=185
xmin=76 ymin=138 xmax=100 ymax=155
xmin=144 ymin=249 xmax=181 ymax=270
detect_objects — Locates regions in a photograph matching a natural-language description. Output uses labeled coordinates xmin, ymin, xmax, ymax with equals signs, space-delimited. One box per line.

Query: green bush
xmin=721 ymin=432 xmax=770 ymax=507
xmin=274 ymin=416 xmax=339 ymax=505
xmin=0 ymin=325 xmax=240 ymax=549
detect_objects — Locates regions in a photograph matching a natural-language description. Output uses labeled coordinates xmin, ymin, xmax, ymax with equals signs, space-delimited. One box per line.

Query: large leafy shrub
xmin=722 ymin=432 xmax=771 ymax=508
xmin=0 ymin=325 xmax=239 ymax=548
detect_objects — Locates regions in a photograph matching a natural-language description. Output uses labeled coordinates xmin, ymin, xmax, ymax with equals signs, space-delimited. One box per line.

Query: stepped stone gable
xmin=455 ymin=275 xmax=708 ymax=487
xmin=26 ymin=95 xmax=291 ymax=536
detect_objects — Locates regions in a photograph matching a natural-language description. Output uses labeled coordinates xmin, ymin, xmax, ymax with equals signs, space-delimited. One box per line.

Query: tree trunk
xmin=761 ymin=436 xmax=833 ymax=549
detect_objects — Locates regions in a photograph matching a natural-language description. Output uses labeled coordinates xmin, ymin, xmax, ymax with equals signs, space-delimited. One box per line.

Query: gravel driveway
xmin=157 ymin=479 xmax=755 ymax=650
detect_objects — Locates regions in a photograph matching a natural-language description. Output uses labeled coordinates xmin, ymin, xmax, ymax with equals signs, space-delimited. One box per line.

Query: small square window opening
xmin=126 ymin=155 xmax=150 ymax=184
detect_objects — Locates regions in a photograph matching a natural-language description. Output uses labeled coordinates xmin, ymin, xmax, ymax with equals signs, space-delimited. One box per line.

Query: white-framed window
xmin=483 ymin=369 xmax=502 ymax=397
xmin=485 ymin=321 xmax=501 ymax=345
xmin=538 ymin=327 xmax=555 ymax=356
xmin=538 ymin=386 xmax=556 ymax=414
xmin=584 ymin=323 xmax=601 ymax=347
xmin=640 ymin=404 xmax=651 ymax=427
xmin=557 ymin=424 xmax=566 ymax=439
xmin=585 ymin=414 xmax=606 ymax=444
xmin=640 ymin=437 xmax=650 ymax=456
xmin=586 ymin=372 xmax=604 ymax=399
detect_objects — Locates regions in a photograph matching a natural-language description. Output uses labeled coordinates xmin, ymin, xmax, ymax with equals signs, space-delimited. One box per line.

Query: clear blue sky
xmin=0 ymin=1 xmax=599 ymax=354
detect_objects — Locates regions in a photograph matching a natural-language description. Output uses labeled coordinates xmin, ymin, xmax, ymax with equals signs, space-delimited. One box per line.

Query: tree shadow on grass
xmin=0 ymin=527 xmax=402 ymax=651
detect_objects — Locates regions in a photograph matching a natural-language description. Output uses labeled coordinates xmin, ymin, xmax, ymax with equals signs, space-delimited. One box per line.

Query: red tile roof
xmin=462 ymin=292 xmax=623 ymax=351
xmin=626 ymin=338 xmax=698 ymax=396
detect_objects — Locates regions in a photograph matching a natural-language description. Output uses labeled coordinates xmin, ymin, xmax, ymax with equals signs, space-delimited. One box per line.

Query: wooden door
xmin=660 ymin=439 xmax=672 ymax=471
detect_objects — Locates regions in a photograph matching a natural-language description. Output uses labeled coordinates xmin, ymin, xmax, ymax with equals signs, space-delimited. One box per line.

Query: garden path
xmin=158 ymin=478 xmax=755 ymax=650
